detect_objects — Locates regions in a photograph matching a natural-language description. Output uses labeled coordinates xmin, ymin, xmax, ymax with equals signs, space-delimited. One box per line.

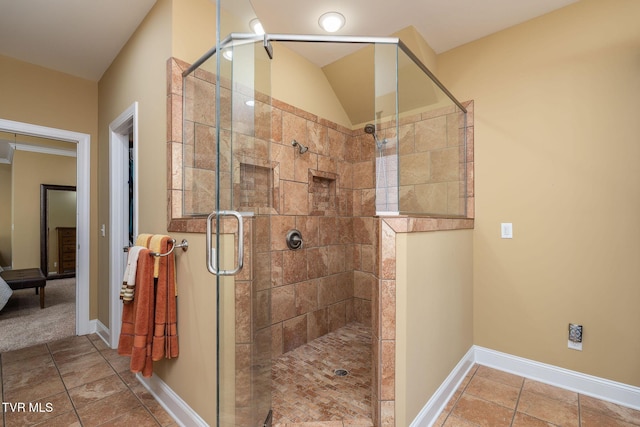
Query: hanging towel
xmin=121 ymin=246 xmax=144 ymax=302
xmin=125 ymin=246 xmax=145 ymax=286
xmin=135 ymin=233 xmax=153 ymax=248
xmin=128 ymin=248 xmax=156 ymax=377
xmin=149 ymin=234 xmax=168 ymax=278
xmin=118 ymin=248 xmax=152 ymax=356
xmin=152 ymin=236 xmax=179 ymax=361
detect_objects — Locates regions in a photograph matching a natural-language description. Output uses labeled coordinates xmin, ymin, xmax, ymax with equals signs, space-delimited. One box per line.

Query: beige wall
xmin=98 ymin=0 xmax=219 ymax=423
xmin=0 ymin=54 xmax=99 ymax=318
xmin=438 ymin=0 xmax=640 ymax=386
xmin=273 ymin=43 xmax=352 ymax=128
xmin=395 ymin=229 xmax=473 ymax=426
xmin=0 ymin=163 xmax=11 ymax=266
xmin=11 ymin=151 xmax=76 ymax=269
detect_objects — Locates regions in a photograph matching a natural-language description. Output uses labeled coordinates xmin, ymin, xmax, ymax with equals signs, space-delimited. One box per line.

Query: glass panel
xmin=183 ymin=24 xmax=272 ymax=427
xmin=217 ymin=36 xmax=273 ymax=427
xmin=374 ymin=43 xmax=400 ymax=213
xmin=397 ymin=46 xmax=467 ymax=217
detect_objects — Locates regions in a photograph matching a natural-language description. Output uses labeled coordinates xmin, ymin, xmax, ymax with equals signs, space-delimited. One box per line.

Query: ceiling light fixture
xmin=318 ymin=12 xmax=345 ymax=33
xmin=222 ymin=48 xmax=233 ymax=61
xmin=249 ymin=18 xmax=265 ymax=35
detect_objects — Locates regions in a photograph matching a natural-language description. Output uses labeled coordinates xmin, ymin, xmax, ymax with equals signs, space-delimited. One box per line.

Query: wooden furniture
xmin=0 ymin=268 xmax=46 ymax=309
xmin=57 ymin=227 xmax=76 ymax=274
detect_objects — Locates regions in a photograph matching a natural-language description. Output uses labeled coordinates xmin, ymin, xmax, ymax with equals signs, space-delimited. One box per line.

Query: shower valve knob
xmin=286 ymin=229 xmax=303 ymax=250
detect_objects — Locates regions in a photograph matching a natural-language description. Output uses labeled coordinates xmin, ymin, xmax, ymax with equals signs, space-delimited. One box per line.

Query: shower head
xmin=291 ymin=139 xmax=308 ymax=154
xmin=364 ymin=124 xmax=386 ymax=149
xmin=364 ymin=124 xmax=376 ymax=135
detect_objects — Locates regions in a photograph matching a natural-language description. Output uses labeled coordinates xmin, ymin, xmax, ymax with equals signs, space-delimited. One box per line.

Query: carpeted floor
xmin=0 ymin=277 xmax=76 ymax=352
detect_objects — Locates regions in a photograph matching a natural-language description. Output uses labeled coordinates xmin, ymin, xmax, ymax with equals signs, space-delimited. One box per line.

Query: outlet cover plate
xmin=568 ymin=340 xmax=583 ymax=351
xmin=501 ymin=223 xmax=513 ymax=239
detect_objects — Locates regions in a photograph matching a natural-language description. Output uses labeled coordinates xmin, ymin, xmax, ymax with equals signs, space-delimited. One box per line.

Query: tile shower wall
xmin=178 ymin=57 xmax=376 ymax=357
xmin=269 ymin=99 xmax=376 ymax=357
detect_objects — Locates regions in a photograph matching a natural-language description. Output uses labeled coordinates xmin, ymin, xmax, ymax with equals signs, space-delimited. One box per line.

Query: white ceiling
xmin=0 ymin=0 xmax=157 ymax=81
xmin=251 ymin=0 xmax=578 ymax=67
xmin=0 ymin=0 xmax=577 ymax=81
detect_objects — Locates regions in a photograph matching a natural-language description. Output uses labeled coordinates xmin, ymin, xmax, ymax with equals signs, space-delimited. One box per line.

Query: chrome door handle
xmin=206 ymin=210 xmax=244 ymax=276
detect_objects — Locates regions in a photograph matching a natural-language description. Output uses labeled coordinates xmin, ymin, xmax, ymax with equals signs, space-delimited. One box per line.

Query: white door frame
xmin=108 ymin=103 xmax=139 ymax=348
xmin=0 ymin=118 xmax=91 ymax=335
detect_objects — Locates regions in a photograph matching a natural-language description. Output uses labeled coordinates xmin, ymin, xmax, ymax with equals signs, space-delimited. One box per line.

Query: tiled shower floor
xmin=272 ymin=322 xmax=373 ymax=426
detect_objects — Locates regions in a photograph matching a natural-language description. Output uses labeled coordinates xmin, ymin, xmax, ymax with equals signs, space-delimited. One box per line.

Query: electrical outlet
xmin=568 ymin=323 xmax=583 ymax=351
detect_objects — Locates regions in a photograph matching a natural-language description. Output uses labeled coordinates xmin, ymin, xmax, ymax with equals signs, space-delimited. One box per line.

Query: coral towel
xmin=118 ymin=248 xmax=155 ymax=377
xmin=152 ymin=236 xmax=179 ymax=360
xmin=118 ymin=234 xmax=179 ymax=377
xmin=129 ymin=248 xmax=155 ymax=377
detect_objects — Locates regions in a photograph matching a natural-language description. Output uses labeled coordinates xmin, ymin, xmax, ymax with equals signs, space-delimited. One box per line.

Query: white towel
xmin=124 ymin=246 xmax=145 ymax=286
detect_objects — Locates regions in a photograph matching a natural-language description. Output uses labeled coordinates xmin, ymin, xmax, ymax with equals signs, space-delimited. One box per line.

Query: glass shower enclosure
xmin=181 ymin=0 xmax=469 ymax=424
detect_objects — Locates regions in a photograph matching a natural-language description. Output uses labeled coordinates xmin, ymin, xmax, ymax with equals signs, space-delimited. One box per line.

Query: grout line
xmin=90 ymin=336 xmax=163 ymax=426
xmin=508 ymin=376 xmax=525 ymax=427
xmin=46 ymin=338 xmax=83 ymax=425
xmin=577 ymin=393 xmax=581 ymax=427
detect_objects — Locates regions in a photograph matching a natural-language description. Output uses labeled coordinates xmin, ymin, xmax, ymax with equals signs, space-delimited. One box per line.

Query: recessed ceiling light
xmin=250 ymin=18 xmax=265 ymax=35
xmin=318 ymin=12 xmax=345 ymax=33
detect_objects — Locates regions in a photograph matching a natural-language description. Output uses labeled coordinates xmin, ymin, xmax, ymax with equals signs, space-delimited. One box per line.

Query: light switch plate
xmin=501 ymin=223 xmax=513 ymax=239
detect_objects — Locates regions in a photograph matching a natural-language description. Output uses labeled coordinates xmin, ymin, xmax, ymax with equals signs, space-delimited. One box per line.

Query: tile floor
xmin=0 ymin=334 xmax=176 ymax=426
xmin=4 ymin=331 xmax=639 ymax=427
xmin=272 ymin=323 xmax=373 ymax=427
xmin=435 ymin=364 xmax=640 ymax=427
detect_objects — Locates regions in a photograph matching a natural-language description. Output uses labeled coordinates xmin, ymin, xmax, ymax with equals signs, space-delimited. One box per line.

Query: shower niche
xmin=309 ymin=170 xmax=338 ymax=216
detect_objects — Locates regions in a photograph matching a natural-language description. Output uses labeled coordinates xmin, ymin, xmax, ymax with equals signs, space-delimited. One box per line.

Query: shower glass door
xmin=213 ymin=2 xmax=273 ymax=424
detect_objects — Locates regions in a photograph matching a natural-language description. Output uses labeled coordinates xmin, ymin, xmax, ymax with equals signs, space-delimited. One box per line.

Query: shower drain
xmin=334 ymin=368 xmax=349 ymax=377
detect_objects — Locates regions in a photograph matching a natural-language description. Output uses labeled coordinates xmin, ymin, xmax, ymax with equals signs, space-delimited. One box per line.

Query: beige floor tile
xmin=3 ymin=391 xmax=74 ymax=426
xmin=272 ymin=323 xmax=372 ymax=425
xmin=475 ymin=365 xmax=524 ymax=389
xmin=3 ymin=380 xmax=67 ymax=405
xmin=1 ymin=336 xmax=177 ymax=427
xmin=1 ymin=344 xmax=49 ymax=364
xmin=580 ymin=395 xmax=640 ymax=425
xmin=516 ymin=390 xmax=578 ymax=427
xmin=67 ymin=373 xmax=129 ymax=408
xmin=442 ymin=413 xmax=486 ymax=426
xmin=1 ymin=352 xmax=54 ymax=377
xmin=450 ymin=394 xmax=514 ymax=427
xmin=580 ymin=407 xmax=637 ymax=427
xmin=511 ymin=412 xmax=556 ymax=426
xmin=96 ymin=405 xmax=160 ymax=426
xmin=32 ymin=410 xmax=82 ymax=427
xmin=76 ymin=389 xmax=142 ymax=426
xmin=522 ymin=379 xmax=578 ymax=404
xmin=465 ymin=375 xmax=521 ymax=409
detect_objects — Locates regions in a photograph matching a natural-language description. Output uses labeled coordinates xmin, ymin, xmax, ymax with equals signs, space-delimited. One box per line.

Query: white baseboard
xmin=94 ymin=319 xmax=111 ymax=348
xmin=474 ymin=346 xmax=640 ymax=411
xmin=87 ymin=319 xmax=98 ymax=334
xmin=412 ymin=345 xmax=640 ymax=426
xmin=410 ymin=347 xmax=476 ymax=427
xmin=137 ymin=372 xmax=209 ymax=427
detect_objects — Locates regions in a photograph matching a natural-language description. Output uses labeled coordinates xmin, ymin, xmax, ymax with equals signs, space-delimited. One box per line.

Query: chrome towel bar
xmin=123 ymin=238 xmax=189 ymax=257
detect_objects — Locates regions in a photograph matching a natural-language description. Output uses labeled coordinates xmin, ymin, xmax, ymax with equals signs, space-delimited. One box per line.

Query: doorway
xmin=0 ymin=118 xmax=91 ymax=336
xmin=108 ymin=103 xmax=138 ymax=348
